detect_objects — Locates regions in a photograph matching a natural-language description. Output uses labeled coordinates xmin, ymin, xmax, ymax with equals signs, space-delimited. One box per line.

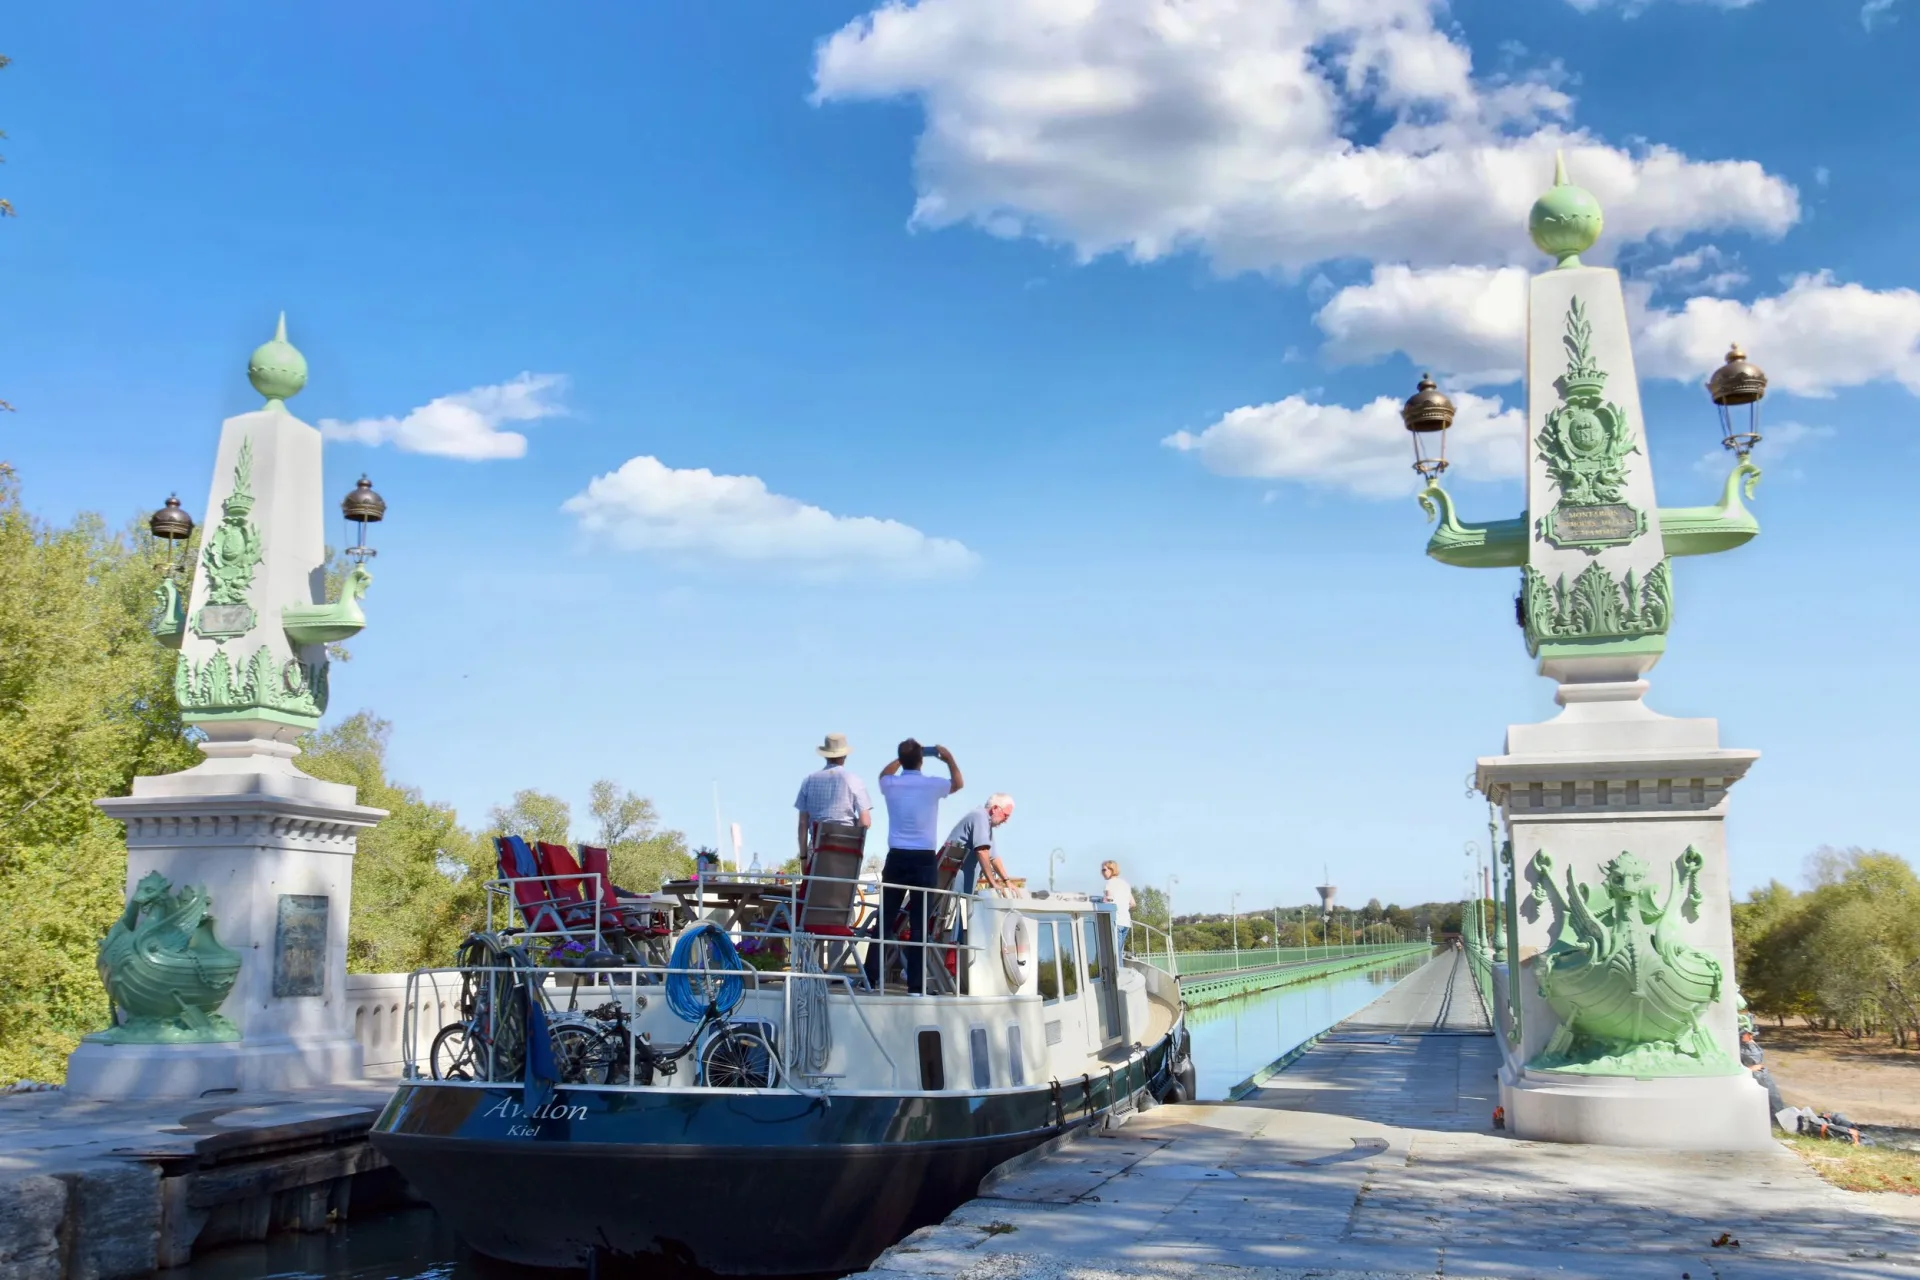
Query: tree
xmin=488 ymin=788 xmax=572 ymax=846
xmin=298 ymin=713 xmax=489 ymax=973
xmin=0 ymin=473 xmax=199 ymax=1083
xmin=1133 ymin=885 xmax=1169 ymax=934
xmin=587 ymin=779 xmax=691 ymax=891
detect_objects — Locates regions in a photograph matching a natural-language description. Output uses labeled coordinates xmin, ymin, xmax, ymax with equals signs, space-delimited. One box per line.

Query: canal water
xmin=1185 ymin=951 xmax=1431 ymax=1100
xmin=166 ymin=951 xmax=1433 ymax=1280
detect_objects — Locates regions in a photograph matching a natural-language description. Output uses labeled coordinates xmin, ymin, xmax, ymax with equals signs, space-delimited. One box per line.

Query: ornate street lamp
xmin=148 ymin=494 xmax=194 ymax=577
xmin=341 ymin=474 xmax=386 ymax=562
xmin=1708 ymin=344 xmax=1769 ymax=460
xmin=1400 ymin=373 xmax=1457 ymax=482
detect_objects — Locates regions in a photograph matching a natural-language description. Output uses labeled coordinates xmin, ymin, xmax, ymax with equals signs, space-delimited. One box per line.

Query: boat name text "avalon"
xmin=483 ymin=1097 xmax=588 ymax=1122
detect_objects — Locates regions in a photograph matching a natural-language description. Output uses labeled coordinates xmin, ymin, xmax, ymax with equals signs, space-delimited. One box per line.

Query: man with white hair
xmin=942 ymin=794 xmax=1014 ymax=897
xmin=938 ymin=794 xmax=1014 ymax=953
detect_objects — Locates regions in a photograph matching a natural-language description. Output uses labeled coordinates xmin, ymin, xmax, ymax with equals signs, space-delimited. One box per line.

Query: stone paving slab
xmin=857 ymin=953 xmax=1920 ymax=1280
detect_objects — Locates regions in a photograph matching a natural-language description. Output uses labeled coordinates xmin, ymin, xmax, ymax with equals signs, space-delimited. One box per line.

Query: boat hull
xmin=371 ymin=1029 xmax=1182 ymax=1275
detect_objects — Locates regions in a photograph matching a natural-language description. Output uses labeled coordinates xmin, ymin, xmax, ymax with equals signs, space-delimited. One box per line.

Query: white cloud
xmin=1634 ymin=273 xmax=1920 ymax=395
xmin=1641 ymin=244 xmax=1747 ymax=296
xmin=1862 ymin=0 xmax=1899 ymax=29
xmin=1310 ymin=265 xmax=1920 ymax=396
xmin=812 ymin=0 xmax=1798 ymax=275
xmin=1162 ymin=389 xmax=1523 ymax=499
xmin=562 ymin=456 xmax=979 ymax=578
xmin=320 ymin=373 xmax=567 ymax=460
xmin=1316 ymin=265 xmax=1529 ymax=387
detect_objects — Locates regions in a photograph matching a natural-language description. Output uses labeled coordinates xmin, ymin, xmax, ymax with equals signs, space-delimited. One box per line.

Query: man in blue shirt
xmin=866 ymin=739 xmax=964 ymax=992
xmin=939 ymin=794 xmax=1013 ymax=950
xmin=794 ymin=732 xmax=872 ymax=860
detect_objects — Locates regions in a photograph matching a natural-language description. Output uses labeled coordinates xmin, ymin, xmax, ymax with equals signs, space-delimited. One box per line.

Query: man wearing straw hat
xmin=794 ymin=733 xmax=872 ymax=860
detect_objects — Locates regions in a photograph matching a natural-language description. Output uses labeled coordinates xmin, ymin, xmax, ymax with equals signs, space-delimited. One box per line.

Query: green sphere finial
xmin=1528 ymin=150 xmax=1603 ymax=269
xmin=247 ymin=312 xmax=308 ymax=404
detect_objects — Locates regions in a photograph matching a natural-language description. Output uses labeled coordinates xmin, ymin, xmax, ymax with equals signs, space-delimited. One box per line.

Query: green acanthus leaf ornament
xmin=1525 ymin=847 xmax=1734 ymax=1076
xmin=1536 ymin=297 xmax=1639 ymax=509
xmin=87 ymin=872 xmax=242 ymax=1044
xmin=200 ymin=436 xmax=265 ymax=608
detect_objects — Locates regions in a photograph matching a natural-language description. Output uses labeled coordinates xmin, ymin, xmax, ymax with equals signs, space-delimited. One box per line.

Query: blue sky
xmin=4 ymin=0 xmax=1915 ymax=913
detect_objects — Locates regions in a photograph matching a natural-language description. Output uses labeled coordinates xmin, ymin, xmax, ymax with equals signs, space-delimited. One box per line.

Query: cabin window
xmin=917 ymin=1029 xmax=945 ymax=1090
xmin=1058 ymin=919 xmax=1080 ymax=999
xmin=1084 ymin=916 xmax=1113 ymax=1041
xmin=1036 ymin=919 xmax=1060 ymax=1001
xmin=969 ymin=1026 xmax=991 ymax=1089
xmin=1007 ymin=1025 xmax=1025 ymax=1086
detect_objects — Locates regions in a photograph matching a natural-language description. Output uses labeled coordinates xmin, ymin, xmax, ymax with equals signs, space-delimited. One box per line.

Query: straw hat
xmin=816 ymin=732 xmax=852 ymax=759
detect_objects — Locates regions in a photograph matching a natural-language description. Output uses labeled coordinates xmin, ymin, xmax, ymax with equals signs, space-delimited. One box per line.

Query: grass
xmin=1784 ymin=1133 xmax=1920 ymax=1195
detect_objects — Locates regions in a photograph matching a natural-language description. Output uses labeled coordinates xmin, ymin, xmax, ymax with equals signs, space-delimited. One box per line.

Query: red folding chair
xmin=795 ymin=821 xmax=869 ymax=984
xmin=578 ymin=844 xmax=673 ymax=937
xmin=494 ymin=835 xmax=597 ymax=938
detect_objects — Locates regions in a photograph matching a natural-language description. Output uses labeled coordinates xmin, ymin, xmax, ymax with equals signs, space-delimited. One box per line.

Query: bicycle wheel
xmin=430 ymin=1023 xmax=476 ymax=1080
xmin=550 ymin=1024 xmax=616 ymax=1085
xmin=699 ymin=1028 xmax=779 ymax=1089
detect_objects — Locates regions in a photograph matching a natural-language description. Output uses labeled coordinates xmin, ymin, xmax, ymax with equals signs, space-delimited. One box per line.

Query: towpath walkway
xmin=858 ymin=950 xmax=1920 ymax=1280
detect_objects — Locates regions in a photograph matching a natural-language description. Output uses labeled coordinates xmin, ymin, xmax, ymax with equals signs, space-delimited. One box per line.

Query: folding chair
xmin=923 ymin=839 xmax=973 ymax=996
xmin=796 ymin=821 xmax=869 ymax=985
xmin=495 ymin=835 xmax=598 ymax=939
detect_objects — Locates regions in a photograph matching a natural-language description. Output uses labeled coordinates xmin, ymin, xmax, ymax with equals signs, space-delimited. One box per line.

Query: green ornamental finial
xmin=247 ymin=312 xmax=308 ymax=405
xmin=1528 ymin=150 xmax=1604 ymax=269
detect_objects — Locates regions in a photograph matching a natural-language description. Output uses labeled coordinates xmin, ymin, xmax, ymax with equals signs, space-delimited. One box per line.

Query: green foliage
xmin=0 ymin=472 xmax=200 ymax=1083
xmin=1735 ymin=848 xmax=1920 ymax=1047
xmin=488 ymin=788 xmax=572 ymax=846
xmin=588 ymin=779 xmax=692 ymax=892
xmin=297 ymin=712 xmax=491 ymax=974
xmin=1132 ymin=885 xmax=1169 ymax=932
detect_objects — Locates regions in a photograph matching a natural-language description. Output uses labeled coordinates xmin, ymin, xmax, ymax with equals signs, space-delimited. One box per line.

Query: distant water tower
xmin=1316 ymin=882 xmax=1337 ymax=918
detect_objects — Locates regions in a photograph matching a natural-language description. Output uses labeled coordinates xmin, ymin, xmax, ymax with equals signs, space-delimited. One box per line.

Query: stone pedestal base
xmin=1501 ymin=1064 xmax=1772 ymax=1150
xmin=65 ymin=1033 xmax=365 ymax=1099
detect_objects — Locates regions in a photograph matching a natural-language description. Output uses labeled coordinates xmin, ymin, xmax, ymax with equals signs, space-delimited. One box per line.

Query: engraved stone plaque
xmin=273 ymin=894 xmax=329 ymax=997
xmin=192 ymin=603 xmax=257 ymax=639
xmin=1544 ymin=502 xmax=1644 ymax=550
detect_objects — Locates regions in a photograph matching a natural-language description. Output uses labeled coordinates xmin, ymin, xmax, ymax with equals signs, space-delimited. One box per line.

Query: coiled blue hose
xmin=666 ymin=922 xmax=747 ymax=1022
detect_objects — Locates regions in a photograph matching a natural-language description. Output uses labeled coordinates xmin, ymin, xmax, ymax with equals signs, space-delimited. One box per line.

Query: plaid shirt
xmin=794 ymin=766 xmax=871 ymax=826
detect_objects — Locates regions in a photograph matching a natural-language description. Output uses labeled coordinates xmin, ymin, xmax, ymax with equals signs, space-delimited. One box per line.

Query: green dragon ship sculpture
xmin=88 ymin=871 xmax=242 ymax=1044
xmin=1525 ymin=848 xmax=1736 ymax=1075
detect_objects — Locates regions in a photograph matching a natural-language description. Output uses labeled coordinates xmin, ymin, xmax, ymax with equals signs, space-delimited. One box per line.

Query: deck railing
xmin=1136 ymin=940 xmax=1416 ymax=977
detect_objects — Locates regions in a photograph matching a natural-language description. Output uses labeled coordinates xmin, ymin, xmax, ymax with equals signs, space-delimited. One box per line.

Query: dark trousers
xmin=864 ymin=848 xmax=937 ymax=993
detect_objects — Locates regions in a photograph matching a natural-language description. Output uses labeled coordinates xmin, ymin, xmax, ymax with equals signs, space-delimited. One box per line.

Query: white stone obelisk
xmin=66 ymin=318 xmax=386 ymax=1098
xmin=1475 ymin=164 xmax=1770 ymax=1149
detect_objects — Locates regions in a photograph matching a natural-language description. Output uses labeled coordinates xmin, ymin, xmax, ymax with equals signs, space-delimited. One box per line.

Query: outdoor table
xmin=661 ymin=875 xmax=801 ymax=934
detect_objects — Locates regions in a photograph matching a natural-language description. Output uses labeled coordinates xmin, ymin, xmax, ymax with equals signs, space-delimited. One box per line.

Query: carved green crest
xmin=1525 ymin=847 xmax=1734 ymax=1075
xmin=1536 ymin=297 xmax=1643 ymax=546
xmin=1522 ymin=558 xmax=1670 ymax=654
xmin=198 ymin=436 xmax=265 ymax=611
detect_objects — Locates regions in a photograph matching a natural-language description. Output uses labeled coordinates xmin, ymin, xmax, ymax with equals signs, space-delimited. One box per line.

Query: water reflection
xmin=160 ymin=1207 xmax=553 ymax=1280
xmin=1185 ymin=954 xmax=1429 ymax=1099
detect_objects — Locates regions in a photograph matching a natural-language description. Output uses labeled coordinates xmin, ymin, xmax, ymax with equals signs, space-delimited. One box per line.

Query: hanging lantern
xmin=1707 ymin=344 xmax=1767 ymax=459
xmin=1401 ymin=373 xmax=1457 ymax=482
xmin=148 ymin=494 xmax=194 ymax=576
xmin=341 ymin=475 xmax=386 ymax=562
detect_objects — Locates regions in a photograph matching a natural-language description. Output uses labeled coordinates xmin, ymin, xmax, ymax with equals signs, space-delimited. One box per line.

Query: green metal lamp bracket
xmin=281 ymin=563 xmax=372 ymax=648
xmin=150 ymin=578 xmax=187 ymax=648
xmin=1418 ymin=457 xmax=1759 ymax=570
xmin=1418 ymin=482 xmax=1527 ymax=568
xmin=1656 ymin=458 xmax=1761 ymax=558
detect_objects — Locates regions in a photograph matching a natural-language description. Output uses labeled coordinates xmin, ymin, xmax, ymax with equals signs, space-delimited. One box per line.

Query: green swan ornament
xmin=1525 ymin=848 xmax=1735 ymax=1076
xmin=88 ymin=871 xmax=242 ymax=1044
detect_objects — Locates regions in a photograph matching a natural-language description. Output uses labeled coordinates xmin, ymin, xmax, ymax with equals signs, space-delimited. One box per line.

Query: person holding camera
xmin=866 ymin=739 xmax=964 ymax=993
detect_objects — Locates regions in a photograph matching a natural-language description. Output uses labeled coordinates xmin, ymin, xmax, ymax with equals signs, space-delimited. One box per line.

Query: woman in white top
xmin=1101 ymin=860 xmax=1135 ymax=953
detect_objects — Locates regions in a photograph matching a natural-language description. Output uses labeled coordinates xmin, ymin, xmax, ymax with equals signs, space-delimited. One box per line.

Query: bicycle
xmin=427 ymin=933 xmax=535 ymax=1082
xmin=546 ymin=998 xmax=780 ymax=1089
